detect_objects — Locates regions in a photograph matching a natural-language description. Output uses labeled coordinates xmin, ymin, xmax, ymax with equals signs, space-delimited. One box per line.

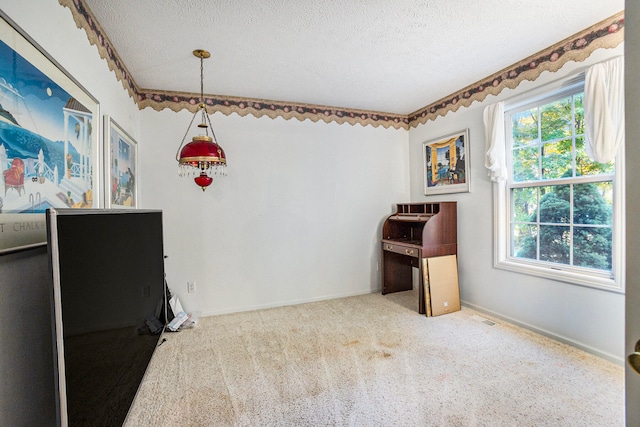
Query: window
xmin=494 ymin=79 xmax=624 ymax=292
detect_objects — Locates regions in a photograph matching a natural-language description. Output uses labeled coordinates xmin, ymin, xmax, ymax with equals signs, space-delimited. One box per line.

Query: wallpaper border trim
xmin=59 ymin=0 xmax=623 ymax=130
xmin=408 ymin=11 xmax=625 ymax=127
xmin=136 ymin=91 xmax=410 ymax=129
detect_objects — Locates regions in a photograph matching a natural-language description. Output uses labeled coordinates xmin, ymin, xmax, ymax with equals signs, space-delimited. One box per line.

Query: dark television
xmin=46 ymin=208 xmax=167 ymax=427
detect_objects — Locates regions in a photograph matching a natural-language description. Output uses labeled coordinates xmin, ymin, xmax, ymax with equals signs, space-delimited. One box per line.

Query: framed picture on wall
xmin=104 ymin=116 xmax=137 ymax=208
xmin=0 ymin=11 xmax=100 ymax=253
xmin=422 ymin=129 xmax=470 ymax=195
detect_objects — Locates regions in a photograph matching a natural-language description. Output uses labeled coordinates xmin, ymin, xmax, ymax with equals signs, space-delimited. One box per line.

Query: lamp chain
xmin=200 ymin=55 xmax=204 ymax=105
xmin=175 ymin=110 xmax=199 ymax=161
xmin=175 ymin=49 xmax=221 ymax=161
xmin=199 ymin=54 xmax=219 ymax=143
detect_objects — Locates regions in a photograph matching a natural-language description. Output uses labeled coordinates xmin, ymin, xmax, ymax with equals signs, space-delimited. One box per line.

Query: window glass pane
xmin=575 ymin=137 xmax=615 ymax=176
xmin=513 ymin=146 xmax=539 ymax=182
xmin=574 ymin=93 xmax=584 ymax=135
xmin=541 ymin=96 xmax=572 ymax=142
xmin=542 ymin=139 xmax=572 ymax=179
xmin=512 ymin=187 xmax=537 ymax=221
xmin=573 ymin=226 xmax=612 ymax=270
xmin=512 ymin=108 xmax=538 ymax=148
xmin=539 ymin=225 xmax=570 ymax=265
xmin=573 ymin=182 xmax=613 ymax=225
xmin=539 ymin=184 xmax=570 ymax=223
xmin=505 ymin=87 xmax=619 ymax=281
xmin=512 ymin=224 xmax=537 ymax=260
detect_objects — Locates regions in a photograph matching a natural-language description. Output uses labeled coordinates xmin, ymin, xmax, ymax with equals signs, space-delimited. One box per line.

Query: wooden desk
xmin=381 ymin=202 xmax=457 ymax=314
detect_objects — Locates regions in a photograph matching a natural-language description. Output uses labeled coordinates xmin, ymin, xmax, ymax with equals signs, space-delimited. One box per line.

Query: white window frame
xmin=493 ymin=76 xmax=625 ymax=293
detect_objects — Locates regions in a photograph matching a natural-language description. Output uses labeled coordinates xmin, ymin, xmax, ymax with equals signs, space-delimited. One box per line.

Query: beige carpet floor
xmin=124 ymin=290 xmax=623 ymax=426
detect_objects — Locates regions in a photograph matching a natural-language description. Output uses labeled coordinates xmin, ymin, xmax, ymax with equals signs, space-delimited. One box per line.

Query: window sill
xmin=494 ymin=258 xmax=624 ymax=294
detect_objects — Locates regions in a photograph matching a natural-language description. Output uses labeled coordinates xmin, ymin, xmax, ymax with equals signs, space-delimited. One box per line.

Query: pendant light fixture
xmin=176 ymin=49 xmax=227 ymax=191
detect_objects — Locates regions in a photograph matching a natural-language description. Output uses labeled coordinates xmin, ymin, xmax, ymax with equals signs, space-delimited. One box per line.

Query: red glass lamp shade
xmin=178 ymin=135 xmax=227 ymax=191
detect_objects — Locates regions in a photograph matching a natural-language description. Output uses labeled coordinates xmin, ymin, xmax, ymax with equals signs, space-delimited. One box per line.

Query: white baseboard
xmin=200 ymin=288 xmax=380 ymax=317
xmin=462 ymin=301 xmax=623 ymax=365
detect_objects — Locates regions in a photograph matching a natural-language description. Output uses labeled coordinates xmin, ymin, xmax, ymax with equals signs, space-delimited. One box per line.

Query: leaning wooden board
xmin=423 ymin=254 xmax=460 ymax=317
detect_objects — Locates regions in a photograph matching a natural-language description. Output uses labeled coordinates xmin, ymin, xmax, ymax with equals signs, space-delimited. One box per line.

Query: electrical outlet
xmin=187 ymin=281 xmax=196 ymax=293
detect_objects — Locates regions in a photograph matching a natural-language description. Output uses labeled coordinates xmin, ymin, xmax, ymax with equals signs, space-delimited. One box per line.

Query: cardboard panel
xmin=422 ymin=257 xmax=432 ymax=317
xmin=425 ymin=255 xmax=460 ymax=316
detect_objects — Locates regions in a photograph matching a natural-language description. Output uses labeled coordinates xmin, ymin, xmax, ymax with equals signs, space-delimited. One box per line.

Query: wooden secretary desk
xmin=381 ymin=202 xmax=457 ymax=314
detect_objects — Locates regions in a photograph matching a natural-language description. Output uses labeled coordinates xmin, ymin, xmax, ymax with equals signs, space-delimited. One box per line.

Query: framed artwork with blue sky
xmin=423 ymin=129 xmax=470 ymax=195
xmin=0 ymin=11 xmax=99 ymax=252
xmin=104 ymin=116 xmax=137 ymax=208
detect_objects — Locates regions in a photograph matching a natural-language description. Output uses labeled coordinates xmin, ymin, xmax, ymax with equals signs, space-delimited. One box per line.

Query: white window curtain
xmin=584 ymin=56 xmax=625 ymax=163
xmin=483 ymin=101 xmax=506 ymax=182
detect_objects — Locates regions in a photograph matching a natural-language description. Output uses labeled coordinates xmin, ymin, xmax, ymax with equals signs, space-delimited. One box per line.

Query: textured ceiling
xmin=82 ymin=0 xmax=623 ymax=115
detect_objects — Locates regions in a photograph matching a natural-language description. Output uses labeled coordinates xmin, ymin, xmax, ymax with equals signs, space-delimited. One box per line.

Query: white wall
xmin=408 ymin=45 xmax=625 ymax=361
xmin=140 ymin=109 xmax=409 ymax=315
